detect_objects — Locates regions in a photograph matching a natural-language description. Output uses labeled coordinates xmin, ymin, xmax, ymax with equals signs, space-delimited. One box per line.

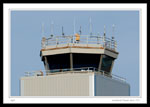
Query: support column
xmin=70 ymin=53 xmax=73 ymax=71
xmin=44 ymin=56 xmax=50 ymax=75
xmin=109 ymin=60 xmax=114 ymax=75
xmin=98 ymin=55 xmax=103 ymax=71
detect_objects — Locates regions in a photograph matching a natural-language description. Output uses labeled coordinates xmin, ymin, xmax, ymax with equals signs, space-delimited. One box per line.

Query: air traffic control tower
xmin=20 ymin=25 xmax=130 ymax=96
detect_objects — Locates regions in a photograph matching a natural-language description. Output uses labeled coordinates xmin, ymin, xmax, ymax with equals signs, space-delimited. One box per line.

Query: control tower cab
xmin=40 ymin=33 xmax=118 ymax=76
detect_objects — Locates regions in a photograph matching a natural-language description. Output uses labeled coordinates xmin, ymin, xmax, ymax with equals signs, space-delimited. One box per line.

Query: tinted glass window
xmin=47 ymin=53 xmax=70 ymax=70
xmin=73 ymin=53 xmax=100 ymax=69
xmin=101 ymin=55 xmax=114 ymax=73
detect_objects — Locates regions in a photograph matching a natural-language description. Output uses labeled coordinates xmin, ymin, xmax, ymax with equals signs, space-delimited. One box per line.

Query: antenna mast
xmin=103 ymin=25 xmax=106 ymax=47
xmin=74 ymin=18 xmax=76 ymax=35
xmin=62 ymin=26 xmax=65 ymax=36
xmin=42 ymin=22 xmax=45 ymax=37
xmin=50 ymin=21 xmax=54 ymax=37
xmin=112 ymin=24 xmax=115 ymax=39
xmin=104 ymin=25 xmax=106 ymax=37
xmin=79 ymin=26 xmax=82 ymax=35
xmin=89 ymin=17 xmax=92 ymax=36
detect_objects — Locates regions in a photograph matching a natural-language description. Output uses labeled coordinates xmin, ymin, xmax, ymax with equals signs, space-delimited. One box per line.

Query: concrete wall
xmin=20 ymin=72 xmax=130 ymax=96
xmin=94 ymin=73 xmax=130 ymax=96
xmin=20 ymin=72 xmax=94 ymax=96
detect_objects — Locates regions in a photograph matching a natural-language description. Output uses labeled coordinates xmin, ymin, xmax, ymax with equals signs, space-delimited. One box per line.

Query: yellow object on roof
xmin=75 ymin=33 xmax=80 ymax=41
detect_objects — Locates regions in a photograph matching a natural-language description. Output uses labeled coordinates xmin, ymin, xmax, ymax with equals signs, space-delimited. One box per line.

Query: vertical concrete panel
xmin=21 ymin=73 xmax=94 ymax=96
xmin=95 ymin=73 xmax=130 ymax=96
xmin=20 ymin=80 xmax=24 ymax=96
xmin=89 ymin=74 xmax=94 ymax=96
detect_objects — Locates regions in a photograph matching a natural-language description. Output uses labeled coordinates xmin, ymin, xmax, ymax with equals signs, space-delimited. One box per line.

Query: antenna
xmin=50 ymin=21 xmax=54 ymax=37
xmin=62 ymin=26 xmax=65 ymax=36
xmin=89 ymin=17 xmax=92 ymax=36
xmin=42 ymin=22 xmax=45 ymax=37
xmin=103 ymin=25 xmax=106 ymax=47
xmin=112 ymin=24 xmax=115 ymax=39
xmin=104 ymin=25 xmax=106 ymax=37
xmin=74 ymin=18 xmax=76 ymax=35
xmin=79 ymin=26 xmax=82 ymax=35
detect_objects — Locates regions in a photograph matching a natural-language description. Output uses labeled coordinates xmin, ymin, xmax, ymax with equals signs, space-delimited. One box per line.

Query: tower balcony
xmin=41 ymin=35 xmax=117 ymax=52
xmin=40 ymin=35 xmax=119 ymax=76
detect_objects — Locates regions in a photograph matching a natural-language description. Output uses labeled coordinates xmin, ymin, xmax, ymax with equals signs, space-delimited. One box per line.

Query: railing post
xmin=73 ymin=36 xmax=75 ymax=44
xmin=115 ymin=41 xmax=117 ymax=51
xmin=103 ymin=36 xmax=105 ymax=48
xmin=87 ymin=36 xmax=88 ymax=46
xmin=97 ymin=37 xmax=100 ymax=44
xmin=71 ymin=36 xmax=73 ymax=43
xmin=110 ymin=40 xmax=112 ymax=49
xmin=67 ymin=37 xmax=69 ymax=44
xmin=111 ymin=39 xmax=114 ymax=50
xmin=56 ymin=37 xmax=58 ymax=45
xmin=100 ymin=37 xmax=102 ymax=44
xmin=41 ymin=37 xmax=46 ymax=48
xmin=47 ymin=39 xmax=48 ymax=46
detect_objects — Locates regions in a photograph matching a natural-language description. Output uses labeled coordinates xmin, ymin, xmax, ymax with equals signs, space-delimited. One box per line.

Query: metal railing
xmin=24 ymin=67 xmax=126 ymax=83
xmin=41 ymin=35 xmax=117 ymax=51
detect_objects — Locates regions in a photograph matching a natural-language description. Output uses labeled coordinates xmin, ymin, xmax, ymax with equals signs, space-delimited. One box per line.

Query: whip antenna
xmin=89 ymin=17 xmax=92 ymax=36
xmin=50 ymin=21 xmax=54 ymax=37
